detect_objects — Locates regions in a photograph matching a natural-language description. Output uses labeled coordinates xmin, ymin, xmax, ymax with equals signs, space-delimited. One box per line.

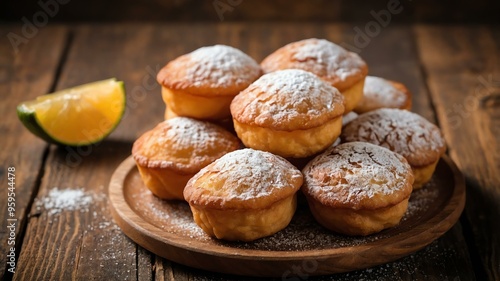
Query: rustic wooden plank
xmin=14 ymin=143 xmax=135 ymax=281
xmin=0 ymin=25 xmax=67 ymax=280
xmin=137 ymin=247 xmax=154 ymax=281
xmin=13 ymin=24 xmax=169 ymax=281
xmin=415 ymin=24 xmax=500 ymax=281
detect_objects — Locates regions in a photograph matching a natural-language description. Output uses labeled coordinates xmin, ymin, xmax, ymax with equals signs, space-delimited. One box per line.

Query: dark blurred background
xmin=1 ymin=0 xmax=500 ymax=23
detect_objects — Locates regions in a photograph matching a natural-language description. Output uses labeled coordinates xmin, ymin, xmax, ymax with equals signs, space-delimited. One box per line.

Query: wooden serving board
xmin=108 ymin=155 xmax=465 ymax=277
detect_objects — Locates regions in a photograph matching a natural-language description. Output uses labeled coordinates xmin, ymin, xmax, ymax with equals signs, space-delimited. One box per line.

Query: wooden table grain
xmin=1 ymin=23 xmax=499 ymax=281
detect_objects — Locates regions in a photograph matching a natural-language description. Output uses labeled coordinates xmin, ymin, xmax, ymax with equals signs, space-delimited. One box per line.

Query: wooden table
xmin=1 ymin=23 xmax=499 ymax=281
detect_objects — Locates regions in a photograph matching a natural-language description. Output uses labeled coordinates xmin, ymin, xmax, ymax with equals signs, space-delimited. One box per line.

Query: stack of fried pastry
xmin=131 ymin=39 xmax=447 ymax=241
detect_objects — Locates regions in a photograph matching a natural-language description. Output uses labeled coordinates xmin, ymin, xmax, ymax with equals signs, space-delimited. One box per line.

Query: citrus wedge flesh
xmin=17 ymin=78 xmax=126 ymax=146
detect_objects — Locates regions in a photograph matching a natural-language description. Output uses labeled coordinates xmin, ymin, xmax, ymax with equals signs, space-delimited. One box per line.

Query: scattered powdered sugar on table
xmin=81 ymin=225 xmax=136 ymax=280
xmin=327 ymin=240 xmax=458 ymax=281
xmin=35 ymin=187 xmax=106 ymax=216
xmin=33 ymin=186 xmax=138 ymax=280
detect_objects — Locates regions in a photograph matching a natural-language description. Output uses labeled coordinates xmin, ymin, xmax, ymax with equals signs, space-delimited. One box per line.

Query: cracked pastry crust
xmin=260 ymin=38 xmax=368 ymax=113
xmin=341 ymin=108 xmax=446 ymax=189
xmin=184 ymin=149 xmax=303 ymax=241
xmin=230 ymin=69 xmax=345 ymax=158
xmin=132 ymin=117 xmax=240 ymax=200
xmin=302 ymin=142 xmax=414 ymax=236
xmin=354 ymin=76 xmax=412 ymax=114
xmin=157 ymin=45 xmax=262 ymax=120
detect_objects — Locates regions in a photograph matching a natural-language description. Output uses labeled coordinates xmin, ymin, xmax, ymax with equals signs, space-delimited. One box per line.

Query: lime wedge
xmin=17 ymin=78 xmax=126 ymax=146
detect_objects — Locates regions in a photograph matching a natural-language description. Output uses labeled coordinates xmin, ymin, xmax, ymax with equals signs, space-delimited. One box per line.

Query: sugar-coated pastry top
xmin=342 ymin=108 xmax=446 ymax=167
xmin=302 ymin=142 xmax=414 ymax=210
xmin=132 ymin=117 xmax=240 ymax=173
xmin=261 ymin=38 xmax=368 ymax=91
xmin=230 ymin=69 xmax=345 ymax=131
xmin=184 ymin=148 xmax=303 ymax=209
xmin=355 ymin=76 xmax=412 ymax=113
xmin=157 ymin=45 xmax=262 ymax=96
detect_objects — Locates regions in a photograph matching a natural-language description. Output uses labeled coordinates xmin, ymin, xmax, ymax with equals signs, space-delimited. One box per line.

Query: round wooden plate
xmin=109 ymin=155 xmax=465 ymax=277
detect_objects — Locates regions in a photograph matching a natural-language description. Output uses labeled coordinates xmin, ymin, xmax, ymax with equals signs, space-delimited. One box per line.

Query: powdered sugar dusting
xmin=261 ymin=38 xmax=367 ymax=87
xmin=232 ymin=69 xmax=344 ymax=129
xmin=154 ymin=118 xmax=233 ymax=154
xmin=35 ymin=187 xmax=105 ymax=215
xmin=186 ymin=45 xmax=261 ymax=88
xmin=292 ymin=39 xmax=364 ymax=82
xmin=134 ymin=117 xmax=239 ymax=169
xmin=303 ymin=142 xmax=413 ymax=207
xmin=342 ymin=108 xmax=446 ymax=166
xmin=187 ymin=148 xmax=302 ymax=201
xmin=358 ymin=76 xmax=408 ymax=110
